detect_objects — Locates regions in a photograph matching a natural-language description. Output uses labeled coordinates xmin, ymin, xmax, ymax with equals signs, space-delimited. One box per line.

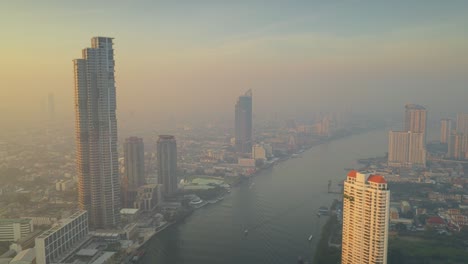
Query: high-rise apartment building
xmin=404 ymin=104 xmax=427 ymax=141
xmin=235 ymin=90 xmax=253 ymax=153
xmin=122 ymin=137 xmax=145 ymax=208
xmin=157 ymin=135 xmax=178 ymax=197
xmin=73 ymin=37 xmax=120 ymax=229
xmin=448 ymin=132 xmax=468 ymax=160
xmin=440 ymin=118 xmax=452 ymax=144
xmin=342 ymin=171 xmax=390 ymax=264
xmin=456 ymin=113 xmax=468 ymax=134
xmin=388 ymin=131 xmax=426 ymax=167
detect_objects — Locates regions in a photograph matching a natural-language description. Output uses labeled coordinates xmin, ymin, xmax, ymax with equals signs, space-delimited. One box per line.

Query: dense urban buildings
xmin=388 ymin=131 xmax=426 ymax=167
xmin=122 ymin=137 xmax=145 ymax=208
xmin=157 ymin=135 xmax=178 ymax=197
xmin=35 ymin=211 xmax=89 ymax=264
xmin=234 ymin=89 xmax=253 ymax=153
xmin=342 ymin=171 xmax=390 ymax=264
xmin=440 ymin=118 xmax=452 ymax=144
xmin=0 ymin=219 xmax=33 ymax=242
xmin=456 ymin=113 xmax=468 ymax=134
xmin=404 ymin=104 xmax=427 ymax=142
xmin=73 ymin=37 xmax=120 ymax=229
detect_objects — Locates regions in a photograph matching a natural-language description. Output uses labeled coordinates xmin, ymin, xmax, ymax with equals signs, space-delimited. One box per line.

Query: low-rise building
xmin=400 ymin=201 xmax=411 ymax=214
xmin=252 ymin=144 xmax=266 ymax=161
xmin=134 ymin=184 xmax=161 ymax=212
xmin=120 ymin=208 xmax=140 ymax=225
xmin=390 ymin=207 xmax=399 ymax=220
xmin=35 ymin=211 xmax=89 ymax=264
xmin=55 ymin=180 xmax=75 ymax=191
xmin=0 ymin=219 xmax=34 ymax=242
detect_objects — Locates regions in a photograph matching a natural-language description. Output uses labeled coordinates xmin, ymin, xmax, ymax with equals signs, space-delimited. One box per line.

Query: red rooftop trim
xmin=367 ymin=174 xmax=386 ymax=184
xmin=347 ymin=170 xmax=357 ymax=178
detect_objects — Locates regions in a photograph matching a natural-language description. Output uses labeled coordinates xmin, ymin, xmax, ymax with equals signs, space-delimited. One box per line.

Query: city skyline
xmin=2 ymin=2 xmax=468 ymax=264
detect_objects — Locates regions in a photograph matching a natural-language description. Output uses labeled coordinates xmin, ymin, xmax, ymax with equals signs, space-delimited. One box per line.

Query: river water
xmin=141 ymin=128 xmax=388 ymax=264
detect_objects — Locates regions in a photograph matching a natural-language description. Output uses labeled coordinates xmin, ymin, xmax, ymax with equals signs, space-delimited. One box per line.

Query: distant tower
xmin=157 ymin=135 xmax=178 ymax=197
xmin=388 ymin=131 xmax=426 ymax=167
xmin=440 ymin=118 xmax=452 ymax=144
xmin=235 ymin=89 xmax=253 ymax=153
xmin=48 ymin=93 xmax=55 ymax=121
xmin=342 ymin=171 xmax=390 ymax=264
xmin=456 ymin=113 xmax=468 ymax=134
xmin=73 ymin=37 xmax=120 ymax=229
xmin=448 ymin=132 xmax=468 ymax=160
xmin=404 ymin=104 xmax=427 ymax=142
xmin=122 ymin=137 xmax=145 ymax=208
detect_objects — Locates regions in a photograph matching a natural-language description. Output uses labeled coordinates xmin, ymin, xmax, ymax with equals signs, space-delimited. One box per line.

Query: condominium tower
xmin=157 ymin=135 xmax=178 ymax=197
xmin=388 ymin=131 xmax=426 ymax=167
xmin=448 ymin=132 xmax=468 ymax=160
xmin=440 ymin=118 xmax=452 ymax=144
xmin=122 ymin=137 xmax=145 ymax=208
xmin=73 ymin=37 xmax=120 ymax=229
xmin=342 ymin=171 xmax=390 ymax=264
xmin=235 ymin=90 xmax=253 ymax=153
xmin=404 ymin=104 xmax=427 ymax=141
xmin=456 ymin=113 xmax=468 ymax=134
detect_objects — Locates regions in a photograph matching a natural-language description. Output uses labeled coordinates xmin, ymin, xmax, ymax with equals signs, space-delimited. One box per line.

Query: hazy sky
xmin=1 ymin=1 xmax=468 ymax=126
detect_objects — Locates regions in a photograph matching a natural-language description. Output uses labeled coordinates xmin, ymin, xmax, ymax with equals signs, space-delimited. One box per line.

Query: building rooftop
xmin=10 ymin=248 xmax=35 ymax=264
xmin=76 ymin=249 xmax=98 ymax=257
xmin=120 ymin=208 xmax=139 ymax=215
xmin=367 ymin=174 xmax=387 ymax=184
xmin=90 ymin=252 xmax=115 ymax=264
xmin=405 ymin=104 xmax=426 ymax=110
xmin=37 ymin=211 xmax=87 ymax=239
xmin=0 ymin=218 xmax=31 ymax=225
xmin=347 ymin=170 xmax=357 ymax=178
xmin=158 ymin=135 xmax=175 ymax=140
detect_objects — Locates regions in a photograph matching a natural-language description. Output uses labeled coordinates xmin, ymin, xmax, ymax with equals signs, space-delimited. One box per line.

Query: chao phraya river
xmin=141 ymin=128 xmax=388 ymax=264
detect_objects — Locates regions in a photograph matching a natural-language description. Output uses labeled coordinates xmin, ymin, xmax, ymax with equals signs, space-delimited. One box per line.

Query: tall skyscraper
xmin=157 ymin=135 xmax=178 ymax=197
xmin=404 ymin=104 xmax=427 ymax=141
xmin=440 ymin=118 xmax=452 ymax=144
xmin=122 ymin=137 xmax=145 ymax=208
xmin=73 ymin=37 xmax=120 ymax=229
xmin=388 ymin=131 xmax=426 ymax=167
xmin=235 ymin=89 xmax=253 ymax=153
xmin=456 ymin=113 xmax=468 ymax=134
xmin=342 ymin=171 xmax=390 ymax=264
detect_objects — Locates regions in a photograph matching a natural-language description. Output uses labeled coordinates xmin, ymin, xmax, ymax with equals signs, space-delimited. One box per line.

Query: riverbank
xmin=138 ymin=127 xmax=388 ymax=264
xmin=313 ymin=199 xmax=342 ymax=263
